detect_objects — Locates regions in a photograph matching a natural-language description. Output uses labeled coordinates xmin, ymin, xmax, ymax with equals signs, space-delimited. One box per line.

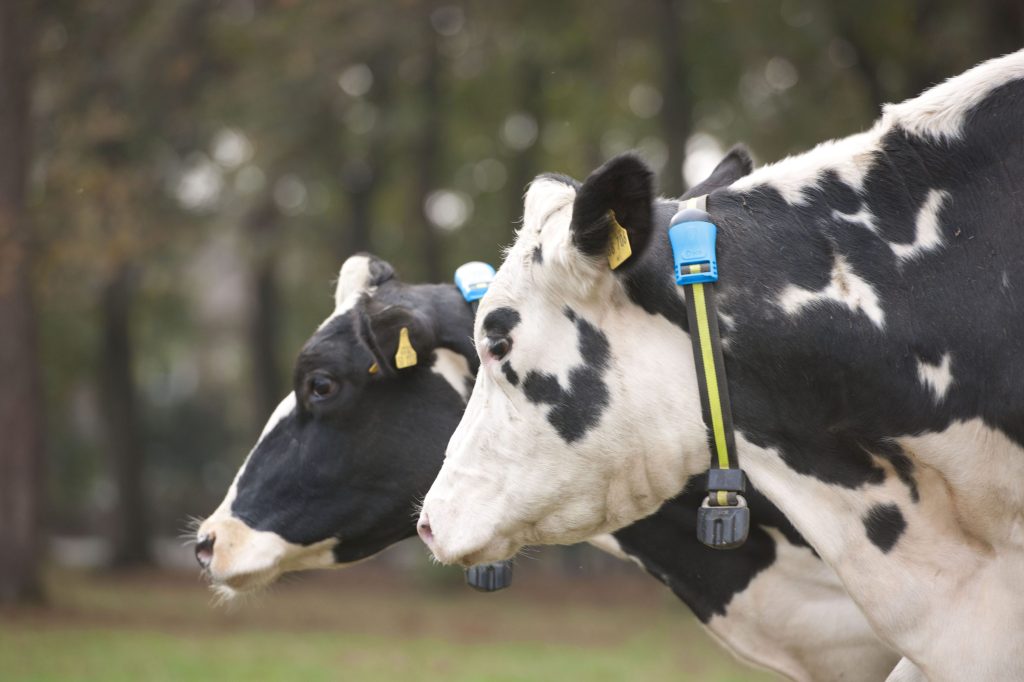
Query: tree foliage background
xmin=7 ymin=0 xmax=1021 ymax=581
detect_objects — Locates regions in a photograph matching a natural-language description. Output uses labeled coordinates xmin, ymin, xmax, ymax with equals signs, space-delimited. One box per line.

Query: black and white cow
xmin=195 ymin=154 xmax=896 ymax=681
xmin=419 ymin=51 xmax=1024 ymax=681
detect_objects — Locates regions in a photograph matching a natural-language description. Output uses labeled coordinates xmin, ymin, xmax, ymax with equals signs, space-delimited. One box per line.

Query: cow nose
xmin=195 ymin=533 xmax=215 ymax=569
xmin=417 ymin=513 xmax=434 ymax=546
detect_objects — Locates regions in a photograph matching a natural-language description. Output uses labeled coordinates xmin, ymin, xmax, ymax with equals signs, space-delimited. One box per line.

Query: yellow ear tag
xmin=606 ymin=211 xmax=632 ymax=269
xmin=368 ymin=362 xmax=379 ymax=375
xmin=394 ymin=327 xmax=418 ymax=369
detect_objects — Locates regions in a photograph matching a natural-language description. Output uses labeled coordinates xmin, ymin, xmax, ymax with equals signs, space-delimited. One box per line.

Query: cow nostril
xmin=195 ymin=533 xmax=215 ymax=569
xmin=417 ymin=514 xmax=434 ymax=545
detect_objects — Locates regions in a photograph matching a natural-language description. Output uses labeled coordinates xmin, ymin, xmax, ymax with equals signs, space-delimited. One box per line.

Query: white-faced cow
xmin=194 ymin=152 xmax=896 ymax=681
xmin=419 ymin=51 xmax=1024 ymax=681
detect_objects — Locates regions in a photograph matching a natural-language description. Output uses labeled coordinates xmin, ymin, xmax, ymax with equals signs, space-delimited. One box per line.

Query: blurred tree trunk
xmin=411 ymin=2 xmax=445 ymax=281
xmin=342 ymin=52 xmax=394 ymax=259
xmin=984 ymin=0 xmax=1024 ymax=60
xmin=655 ymin=0 xmax=691 ymax=197
xmin=98 ymin=263 xmax=151 ymax=567
xmin=0 ymin=0 xmax=45 ymax=604
xmin=245 ymin=197 xmax=284 ymax=422
xmin=506 ymin=58 xmax=544 ymax=226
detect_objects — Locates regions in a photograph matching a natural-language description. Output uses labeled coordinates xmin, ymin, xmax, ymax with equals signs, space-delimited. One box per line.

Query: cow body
xmin=420 ymin=51 xmax=1024 ymax=679
xmin=196 ymin=262 xmax=895 ymax=676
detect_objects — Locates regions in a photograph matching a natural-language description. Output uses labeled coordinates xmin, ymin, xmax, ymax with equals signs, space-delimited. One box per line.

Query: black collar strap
xmin=668 ymin=195 xmax=750 ymax=550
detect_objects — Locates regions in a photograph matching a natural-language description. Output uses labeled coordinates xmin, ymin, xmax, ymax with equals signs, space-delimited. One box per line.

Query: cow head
xmin=419 ymin=149 xmax=753 ymax=566
xmin=196 ymin=254 xmax=477 ymax=597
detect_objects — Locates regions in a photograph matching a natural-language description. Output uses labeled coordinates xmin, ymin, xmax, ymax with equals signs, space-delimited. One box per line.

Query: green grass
xmin=0 ymin=564 xmax=779 ymax=681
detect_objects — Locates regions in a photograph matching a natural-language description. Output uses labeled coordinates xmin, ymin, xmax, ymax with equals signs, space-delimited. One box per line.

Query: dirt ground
xmin=0 ymin=545 xmax=780 ymax=681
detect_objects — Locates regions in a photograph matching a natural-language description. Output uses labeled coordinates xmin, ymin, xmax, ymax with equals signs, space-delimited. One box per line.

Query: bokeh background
xmin=1 ymin=0 xmax=1021 ymax=680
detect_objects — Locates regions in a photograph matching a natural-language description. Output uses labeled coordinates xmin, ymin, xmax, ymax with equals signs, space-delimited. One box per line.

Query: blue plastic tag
xmin=454 ymin=261 xmax=496 ymax=302
xmin=669 ymin=219 xmax=718 ymax=286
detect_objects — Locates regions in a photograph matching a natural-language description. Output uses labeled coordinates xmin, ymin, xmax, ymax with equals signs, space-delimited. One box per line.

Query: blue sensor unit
xmin=669 ymin=217 xmax=718 ymax=286
xmin=454 ymin=261 xmax=496 ymax=302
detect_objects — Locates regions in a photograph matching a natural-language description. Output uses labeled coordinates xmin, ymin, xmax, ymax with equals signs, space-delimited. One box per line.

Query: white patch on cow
xmin=318 ymin=255 xmax=377 ymax=330
xmin=706 ymin=528 xmax=898 ymax=682
xmin=718 ymin=310 xmax=736 ymax=332
xmin=1002 ymin=270 xmax=1011 ymax=290
xmin=334 ymin=254 xmax=373 ymax=310
xmin=777 ymin=255 xmax=885 ymax=328
xmin=430 ymin=348 xmax=472 ymax=402
xmin=257 ymin=392 xmax=297 ymax=444
xmin=891 ymin=189 xmax=948 ymax=261
xmin=729 ymin=126 xmax=884 ymax=204
xmin=897 ymin=420 xmax=1024 ymax=549
xmin=833 ymin=207 xmax=878 ymax=233
xmin=883 ymin=50 xmax=1024 ymax=140
xmin=517 ymin=177 xmax=606 ymax=300
xmin=916 ymin=353 xmax=953 ymax=401
xmin=524 ymin=177 xmax=576 ymax=237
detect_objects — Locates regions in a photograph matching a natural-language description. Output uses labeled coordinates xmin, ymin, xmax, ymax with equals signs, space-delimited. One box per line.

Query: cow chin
xmin=196 ymin=515 xmax=338 ymax=599
xmin=427 ymin=528 xmax=520 ymax=568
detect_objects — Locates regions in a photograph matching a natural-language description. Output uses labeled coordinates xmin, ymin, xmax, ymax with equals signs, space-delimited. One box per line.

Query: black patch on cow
xmin=521 ymin=308 xmax=611 ymax=443
xmin=532 ymin=245 xmax=543 ymax=264
xmin=873 ymin=440 xmax=920 ymax=502
xmin=482 ymin=307 xmax=521 ymax=338
xmin=863 ymin=503 xmax=906 ymax=553
xmin=613 ymin=472 xmax=812 ymax=622
xmin=501 ymin=361 xmax=519 ymax=386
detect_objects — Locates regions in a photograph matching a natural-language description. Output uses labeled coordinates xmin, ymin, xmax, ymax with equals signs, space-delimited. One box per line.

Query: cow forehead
xmin=478 ymin=176 xmax=606 ymax=331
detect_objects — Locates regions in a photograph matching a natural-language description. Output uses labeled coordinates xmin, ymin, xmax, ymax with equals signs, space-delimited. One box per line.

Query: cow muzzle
xmin=415 ymin=504 xmax=517 ymax=567
xmin=195 ymin=515 xmax=337 ymax=596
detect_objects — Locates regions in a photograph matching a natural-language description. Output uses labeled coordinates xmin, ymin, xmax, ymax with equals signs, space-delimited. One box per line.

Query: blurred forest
xmin=1 ymin=0 xmax=1022 ymax=601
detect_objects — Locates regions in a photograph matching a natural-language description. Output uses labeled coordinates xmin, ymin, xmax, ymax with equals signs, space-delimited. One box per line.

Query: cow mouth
xmin=430 ymin=535 xmax=519 ymax=568
xmin=205 ymin=565 xmax=281 ymax=599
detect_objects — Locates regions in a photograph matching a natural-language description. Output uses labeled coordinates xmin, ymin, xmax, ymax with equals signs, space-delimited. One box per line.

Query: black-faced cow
xmin=194 ymin=153 xmax=896 ymax=681
xmin=419 ymin=51 xmax=1024 ymax=681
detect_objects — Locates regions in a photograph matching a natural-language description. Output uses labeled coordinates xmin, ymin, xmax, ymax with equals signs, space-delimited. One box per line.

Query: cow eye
xmin=487 ymin=336 xmax=512 ymax=360
xmin=308 ymin=374 xmax=338 ymax=401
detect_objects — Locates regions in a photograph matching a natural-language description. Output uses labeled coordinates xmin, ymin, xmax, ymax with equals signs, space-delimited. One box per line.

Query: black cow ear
xmin=357 ymin=301 xmax=437 ymax=375
xmin=683 ymin=145 xmax=753 ymax=199
xmin=570 ymin=153 xmax=655 ymax=269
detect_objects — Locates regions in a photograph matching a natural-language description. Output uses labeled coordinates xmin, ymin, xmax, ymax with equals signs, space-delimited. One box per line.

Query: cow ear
xmin=334 ymin=253 xmax=396 ymax=310
xmin=682 ymin=145 xmax=753 ymax=199
xmin=357 ymin=300 xmax=437 ymax=375
xmin=570 ymin=153 xmax=655 ymax=269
